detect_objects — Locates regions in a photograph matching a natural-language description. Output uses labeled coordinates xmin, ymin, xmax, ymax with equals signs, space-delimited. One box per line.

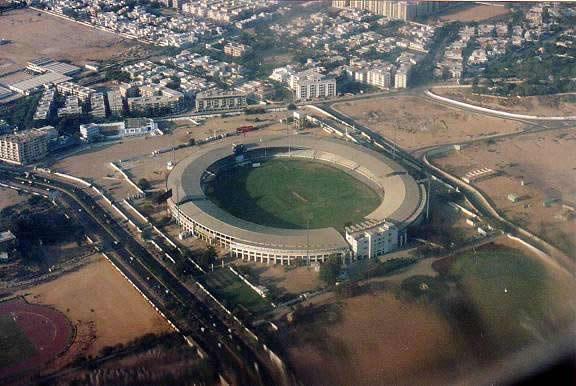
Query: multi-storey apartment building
xmin=56 ymin=81 xmax=94 ymax=101
xmin=333 ymin=0 xmax=439 ymax=21
xmin=224 ymin=42 xmax=251 ymax=57
xmin=195 ymin=89 xmax=247 ymax=112
xmin=290 ymin=69 xmax=337 ymax=100
xmin=0 ymin=128 xmax=54 ymax=165
xmin=106 ymin=90 xmax=124 ymax=116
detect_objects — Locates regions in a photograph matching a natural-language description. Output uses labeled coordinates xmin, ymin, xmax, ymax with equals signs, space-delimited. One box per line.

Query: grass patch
xmin=400 ymin=275 xmax=449 ymax=303
xmin=0 ymin=314 xmax=37 ymax=369
xmin=206 ymin=159 xmax=381 ymax=231
xmin=447 ymin=247 xmax=553 ymax=350
xmin=203 ymin=269 xmax=272 ymax=315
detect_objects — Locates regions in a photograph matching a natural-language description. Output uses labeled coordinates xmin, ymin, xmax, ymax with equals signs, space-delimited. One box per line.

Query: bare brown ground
xmin=285 ymin=293 xmax=466 ymax=386
xmin=21 ymin=255 xmax=171 ymax=357
xmin=0 ymin=187 xmax=26 ymax=210
xmin=440 ymin=5 xmax=511 ymax=22
xmin=433 ymin=128 xmax=576 ymax=256
xmin=236 ymin=261 xmax=321 ymax=295
xmin=333 ymin=96 xmax=523 ymax=150
xmin=0 ymin=9 xmax=139 ymax=68
xmin=433 ymin=88 xmax=576 ymax=117
xmin=50 ymin=112 xmax=295 ymax=201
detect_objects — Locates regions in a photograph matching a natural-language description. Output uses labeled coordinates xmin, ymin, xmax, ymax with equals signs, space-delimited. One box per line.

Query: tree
xmin=138 ymin=178 xmax=152 ymax=191
xmin=198 ymin=246 xmax=217 ymax=268
xmin=188 ymin=138 xmax=196 ymax=146
xmin=319 ymin=255 xmax=341 ymax=286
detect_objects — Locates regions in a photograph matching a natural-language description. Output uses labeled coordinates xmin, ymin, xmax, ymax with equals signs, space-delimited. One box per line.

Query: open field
xmin=433 ymin=243 xmax=576 ymax=355
xmin=22 ymin=255 xmax=171 ymax=357
xmin=440 ymin=4 xmax=511 ymax=22
xmin=203 ymin=268 xmax=272 ymax=315
xmin=0 ymin=187 xmax=27 ymax=211
xmin=279 ymin=293 xmax=465 ymax=386
xmin=0 ymin=9 xmax=139 ymax=70
xmin=276 ymin=238 xmax=576 ymax=385
xmin=236 ymin=261 xmax=321 ymax=296
xmin=432 ymin=87 xmax=576 ymax=117
xmin=431 ymin=128 xmax=576 ymax=257
xmin=333 ymin=96 xmax=524 ymax=151
xmin=50 ymin=112 xmax=295 ymax=201
xmin=206 ymin=159 xmax=381 ymax=230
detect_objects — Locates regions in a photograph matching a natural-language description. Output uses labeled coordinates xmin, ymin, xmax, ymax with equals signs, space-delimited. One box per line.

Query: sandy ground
xmin=21 ymin=255 xmax=171 ymax=357
xmin=0 ymin=9 xmax=138 ymax=70
xmin=49 ymin=112 xmax=300 ymax=202
xmin=236 ymin=261 xmax=321 ymax=295
xmin=433 ymin=88 xmax=576 ymax=117
xmin=333 ymin=96 xmax=524 ymax=151
xmin=285 ymin=293 xmax=467 ymax=386
xmin=0 ymin=187 xmax=27 ymax=210
xmin=440 ymin=5 xmax=511 ymax=22
xmin=432 ymin=128 xmax=576 ymax=255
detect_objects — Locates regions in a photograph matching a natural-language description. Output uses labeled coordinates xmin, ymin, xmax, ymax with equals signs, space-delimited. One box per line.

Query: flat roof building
xmin=0 ymin=127 xmax=53 ymax=165
xmin=89 ymin=92 xmax=107 ymax=118
xmin=34 ymin=88 xmax=56 ymax=121
xmin=56 ymin=81 xmax=94 ymax=101
xmin=106 ymin=90 xmax=124 ymax=116
xmin=0 ymin=85 xmax=12 ymax=100
xmin=195 ymin=89 xmax=247 ymax=112
xmin=9 ymin=72 xmax=71 ymax=95
xmin=290 ymin=69 xmax=337 ymax=100
xmin=27 ymin=57 xmax=81 ymax=76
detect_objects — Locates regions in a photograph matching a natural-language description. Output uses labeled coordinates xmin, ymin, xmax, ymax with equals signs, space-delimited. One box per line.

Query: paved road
xmin=0 ymin=170 xmax=284 ymax=385
xmin=316 ymin=97 xmax=574 ymax=275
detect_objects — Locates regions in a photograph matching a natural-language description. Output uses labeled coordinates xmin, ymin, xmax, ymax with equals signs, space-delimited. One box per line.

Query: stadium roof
xmin=167 ymin=135 xmax=425 ymax=250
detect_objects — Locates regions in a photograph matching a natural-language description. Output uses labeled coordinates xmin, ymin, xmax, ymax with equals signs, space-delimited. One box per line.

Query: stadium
xmin=166 ymin=135 xmax=427 ymax=264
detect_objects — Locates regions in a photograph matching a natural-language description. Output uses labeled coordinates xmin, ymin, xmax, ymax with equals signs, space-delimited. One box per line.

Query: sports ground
xmin=0 ymin=297 xmax=73 ymax=379
xmin=206 ymin=159 xmax=381 ymax=231
xmin=203 ymin=269 xmax=272 ymax=315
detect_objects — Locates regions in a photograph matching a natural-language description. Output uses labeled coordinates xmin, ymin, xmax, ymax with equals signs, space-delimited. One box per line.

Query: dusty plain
xmin=281 ymin=293 xmax=466 ymax=386
xmin=21 ymin=255 xmax=171 ymax=357
xmin=0 ymin=187 xmax=27 ymax=211
xmin=48 ymin=112 xmax=301 ymax=201
xmin=0 ymin=8 xmax=139 ymax=71
xmin=332 ymin=96 xmax=524 ymax=151
xmin=432 ymin=87 xmax=576 ymax=117
xmin=432 ymin=128 xmax=576 ymax=257
xmin=440 ymin=4 xmax=511 ymax=22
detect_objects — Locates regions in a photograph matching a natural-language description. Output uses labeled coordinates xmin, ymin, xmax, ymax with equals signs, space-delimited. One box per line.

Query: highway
xmin=316 ymin=97 xmax=575 ymax=273
xmin=0 ymin=169 xmax=285 ymax=386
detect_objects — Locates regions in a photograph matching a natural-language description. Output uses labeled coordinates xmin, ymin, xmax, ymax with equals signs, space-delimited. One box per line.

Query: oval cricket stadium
xmin=166 ymin=136 xmax=427 ymax=264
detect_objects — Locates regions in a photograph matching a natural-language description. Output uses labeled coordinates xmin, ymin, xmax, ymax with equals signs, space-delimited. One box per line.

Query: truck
xmin=235 ymin=125 xmax=256 ymax=134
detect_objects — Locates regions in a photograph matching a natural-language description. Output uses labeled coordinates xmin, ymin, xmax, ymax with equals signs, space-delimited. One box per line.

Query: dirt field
xmin=22 ymin=255 xmax=171 ymax=357
xmin=0 ymin=9 xmax=138 ymax=70
xmin=0 ymin=187 xmax=27 ymax=211
xmin=440 ymin=4 xmax=511 ymax=22
xmin=236 ymin=261 xmax=321 ymax=296
xmin=432 ymin=88 xmax=576 ymax=117
xmin=52 ymin=112 xmax=298 ymax=201
xmin=282 ymin=293 xmax=466 ymax=386
xmin=333 ymin=96 xmax=524 ymax=151
xmin=432 ymin=128 xmax=576 ymax=257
